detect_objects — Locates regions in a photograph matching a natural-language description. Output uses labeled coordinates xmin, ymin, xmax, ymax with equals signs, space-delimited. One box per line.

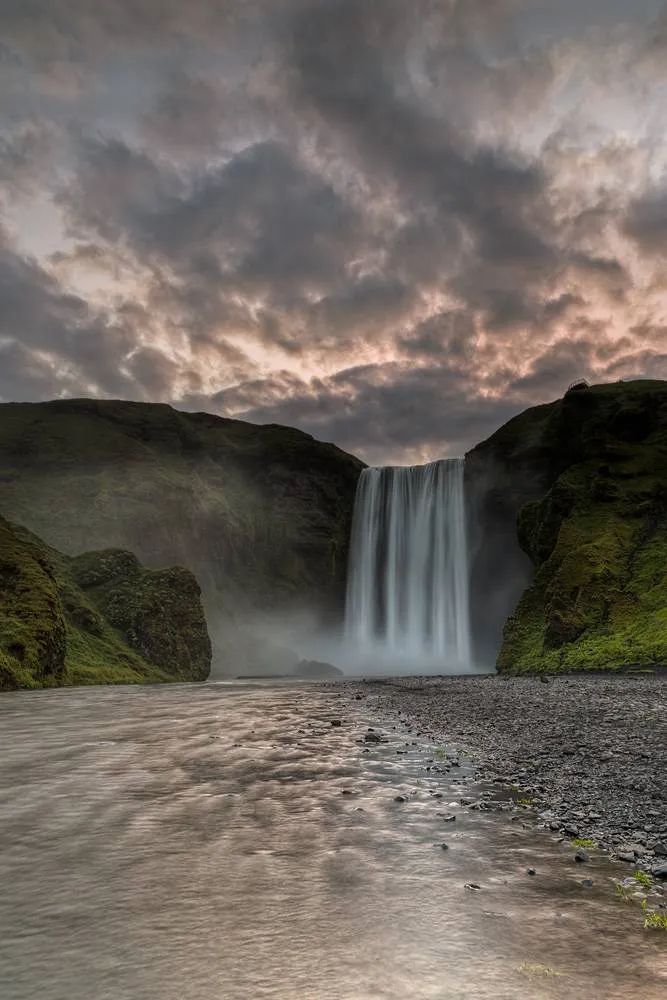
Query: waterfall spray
xmin=344 ymin=458 xmax=471 ymax=671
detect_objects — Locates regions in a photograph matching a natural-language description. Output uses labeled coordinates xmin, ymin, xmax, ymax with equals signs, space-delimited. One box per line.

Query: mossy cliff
xmin=0 ymin=517 xmax=211 ymax=690
xmin=0 ymin=400 xmax=364 ymax=669
xmin=467 ymin=380 xmax=667 ymax=673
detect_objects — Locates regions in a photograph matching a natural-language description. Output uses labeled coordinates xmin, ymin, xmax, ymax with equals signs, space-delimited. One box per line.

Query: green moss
xmin=0 ymin=518 xmax=67 ymax=688
xmin=0 ymin=517 xmax=211 ymax=690
xmin=493 ymin=381 xmax=667 ymax=673
xmin=572 ymin=837 xmax=597 ymax=849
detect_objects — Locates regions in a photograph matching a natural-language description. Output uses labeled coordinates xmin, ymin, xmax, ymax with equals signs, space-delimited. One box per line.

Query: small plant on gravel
xmin=615 ymin=883 xmax=632 ymax=904
xmin=643 ymin=911 xmax=667 ymax=931
xmin=518 ymin=963 xmax=563 ymax=978
xmin=572 ymin=837 xmax=597 ymax=849
xmin=633 ymin=870 xmax=652 ymax=889
xmin=517 ymin=797 xmax=533 ymax=806
xmin=641 ymin=899 xmax=667 ymax=931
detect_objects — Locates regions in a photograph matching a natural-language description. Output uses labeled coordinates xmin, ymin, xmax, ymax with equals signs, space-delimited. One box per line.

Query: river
xmin=0 ymin=681 xmax=664 ymax=999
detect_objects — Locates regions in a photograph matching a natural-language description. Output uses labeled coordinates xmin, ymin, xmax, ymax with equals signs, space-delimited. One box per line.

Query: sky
xmin=0 ymin=0 xmax=666 ymax=465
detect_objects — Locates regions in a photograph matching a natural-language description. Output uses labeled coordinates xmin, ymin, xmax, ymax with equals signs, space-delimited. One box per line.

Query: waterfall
xmin=344 ymin=458 xmax=471 ymax=671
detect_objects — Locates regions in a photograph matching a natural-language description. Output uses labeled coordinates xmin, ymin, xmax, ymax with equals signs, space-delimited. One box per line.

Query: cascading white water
xmin=344 ymin=458 xmax=472 ymax=671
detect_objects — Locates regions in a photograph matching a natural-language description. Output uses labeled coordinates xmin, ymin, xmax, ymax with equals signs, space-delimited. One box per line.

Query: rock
xmin=364 ymin=732 xmax=382 ymax=743
xmin=295 ymin=659 xmax=343 ymax=679
xmin=574 ymin=850 xmax=589 ymax=863
xmin=617 ymin=851 xmax=636 ymax=862
xmin=654 ymin=843 xmax=667 ymax=857
xmin=464 ymin=883 xmax=481 ymax=891
xmin=394 ymin=795 xmax=406 ymax=803
xmin=442 ymin=814 xmax=457 ymax=822
xmin=652 ymin=864 xmax=667 ymax=880
xmin=580 ymin=879 xmax=594 ymax=888
xmin=527 ymin=868 xmax=537 ymax=876
xmin=330 ymin=719 xmax=342 ymax=727
xmin=440 ymin=843 xmax=449 ymax=851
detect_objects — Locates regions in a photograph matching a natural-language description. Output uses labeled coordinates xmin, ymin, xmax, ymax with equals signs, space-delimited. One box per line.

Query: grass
xmin=572 ymin=837 xmax=597 ymax=849
xmin=518 ymin=963 xmax=563 ymax=978
xmin=615 ymin=883 xmax=632 ymax=904
xmin=643 ymin=911 xmax=667 ymax=931
xmin=633 ymin=870 xmax=653 ymax=889
xmin=517 ymin=797 xmax=533 ymax=806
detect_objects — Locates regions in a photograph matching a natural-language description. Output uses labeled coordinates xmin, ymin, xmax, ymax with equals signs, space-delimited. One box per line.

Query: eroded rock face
xmin=0 ymin=518 xmax=211 ymax=689
xmin=467 ymin=380 xmax=667 ymax=673
xmin=0 ymin=400 xmax=365 ymax=671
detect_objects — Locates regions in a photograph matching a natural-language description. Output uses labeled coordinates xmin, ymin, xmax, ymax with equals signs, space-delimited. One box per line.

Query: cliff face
xmin=0 ymin=518 xmax=211 ymax=689
xmin=467 ymin=380 xmax=667 ymax=673
xmin=0 ymin=399 xmax=364 ymax=669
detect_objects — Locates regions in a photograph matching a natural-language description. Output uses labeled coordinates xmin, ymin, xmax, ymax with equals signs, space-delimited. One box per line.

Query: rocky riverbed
xmin=348 ymin=673 xmax=667 ymax=877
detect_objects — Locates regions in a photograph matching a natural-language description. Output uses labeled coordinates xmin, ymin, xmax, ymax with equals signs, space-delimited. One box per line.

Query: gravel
xmin=352 ymin=673 xmax=667 ymax=874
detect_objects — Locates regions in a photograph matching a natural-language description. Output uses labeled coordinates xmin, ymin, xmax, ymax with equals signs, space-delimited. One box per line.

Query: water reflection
xmin=0 ymin=681 xmax=664 ymax=999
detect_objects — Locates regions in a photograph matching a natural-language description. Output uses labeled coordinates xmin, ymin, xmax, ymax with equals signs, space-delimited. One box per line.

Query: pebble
xmin=527 ymin=867 xmax=536 ymax=876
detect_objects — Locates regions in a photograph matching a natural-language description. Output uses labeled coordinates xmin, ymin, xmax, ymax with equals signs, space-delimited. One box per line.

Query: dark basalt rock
xmin=294 ymin=659 xmax=343 ymax=679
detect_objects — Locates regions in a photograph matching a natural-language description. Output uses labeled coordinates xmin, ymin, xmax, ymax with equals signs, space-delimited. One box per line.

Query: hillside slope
xmin=0 ymin=400 xmax=364 ymax=668
xmin=0 ymin=517 xmax=211 ymax=690
xmin=467 ymin=380 xmax=667 ymax=673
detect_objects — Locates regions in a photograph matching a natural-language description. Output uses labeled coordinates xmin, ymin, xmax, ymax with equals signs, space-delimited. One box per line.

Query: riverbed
xmin=0 ymin=680 xmax=664 ymax=999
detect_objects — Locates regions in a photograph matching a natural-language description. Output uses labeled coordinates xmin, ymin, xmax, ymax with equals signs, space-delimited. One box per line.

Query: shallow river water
xmin=0 ymin=681 xmax=664 ymax=1000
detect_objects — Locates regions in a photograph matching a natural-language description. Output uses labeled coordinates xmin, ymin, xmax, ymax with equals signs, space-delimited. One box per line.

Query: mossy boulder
xmin=0 ymin=399 xmax=364 ymax=670
xmin=0 ymin=517 xmax=211 ymax=690
xmin=467 ymin=380 xmax=667 ymax=673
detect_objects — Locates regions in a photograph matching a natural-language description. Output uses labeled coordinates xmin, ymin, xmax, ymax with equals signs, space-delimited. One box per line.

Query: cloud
xmin=0 ymin=0 xmax=665 ymax=462
xmin=624 ymin=183 xmax=667 ymax=256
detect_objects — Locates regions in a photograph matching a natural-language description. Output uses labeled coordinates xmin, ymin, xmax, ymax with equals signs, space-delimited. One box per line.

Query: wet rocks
xmin=574 ymin=850 xmax=589 ymax=863
xmin=352 ymin=674 xmax=666 ymax=869
xmin=363 ymin=730 xmax=383 ymax=744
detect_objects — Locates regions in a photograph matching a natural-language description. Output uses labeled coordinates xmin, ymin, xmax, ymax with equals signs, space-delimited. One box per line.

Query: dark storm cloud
xmin=0 ymin=0 xmax=666 ymax=461
xmin=0 ymin=226 xmax=166 ymax=399
xmin=624 ymin=185 xmax=667 ymax=256
xmin=211 ymin=359 xmax=528 ymax=464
